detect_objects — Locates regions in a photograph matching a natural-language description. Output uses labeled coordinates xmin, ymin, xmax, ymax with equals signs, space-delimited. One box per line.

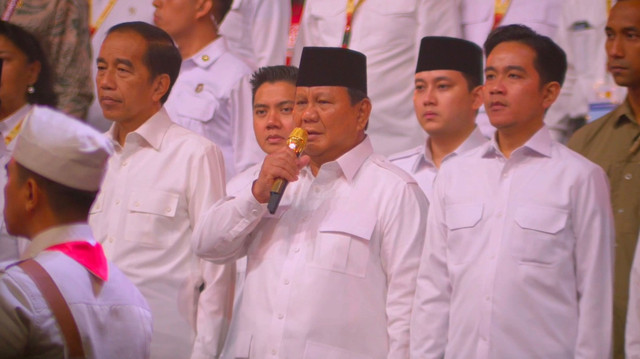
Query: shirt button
xmin=625 ymin=173 xmax=633 ymax=180
xmin=134 ymin=201 xmax=140 ymax=207
xmin=502 ymin=172 xmax=508 ymax=178
xmin=251 ymin=209 xmax=258 ymax=215
xmin=271 ymin=349 xmax=277 ymax=355
xmin=277 ymin=313 xmax=284 ymax=319
xmin=293 ymin=247 xmax=300 ymax=253
xmin=108 ymin=237 xmax=114 ymax=243
xmin=202 ymin=54 xmax=210 ymax=61
xmin=122 ymin=160 xmax=129 ymax=167
xmin=284 ymin=279 xmax=290 ymax=285
xmin=485 ymin=296 xmax=490 ymax=301
xmin=115 ymin=199 xmax=121 ymax=205
xmin=165 ymin=207 xmax=171 ymax=213
xmin=618 ymin=208 xmax=625 ymax=214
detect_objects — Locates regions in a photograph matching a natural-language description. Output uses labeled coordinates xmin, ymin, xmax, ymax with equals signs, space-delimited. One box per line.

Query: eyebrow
xmin=254 ymin=100 xmax=294 ymax=109
xmin=485 ymin=65 xmax=526 ymax=73
xmin=96 ymin=57 xmax=134 ymax=68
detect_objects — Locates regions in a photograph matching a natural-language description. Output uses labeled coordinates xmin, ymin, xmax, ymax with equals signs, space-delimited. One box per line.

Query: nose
xmin=300 ymin=103 xmax=319 ymax=125
xmin=266 ymin=110 xmax=281 ymax=129
xmin=97 ymin=68 xmax=116 ymax=91
xmin=607 ymin=34 xmax=624 ymax=59
xmin=422 ymin=87 xmax=436 ymax=106
xmin=487 ymin=76 xmax=505 ymax=95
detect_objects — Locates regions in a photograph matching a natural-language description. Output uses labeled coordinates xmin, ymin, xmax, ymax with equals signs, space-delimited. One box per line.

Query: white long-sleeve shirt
xmin=164 ymin=37 xmax=263 ymax=179
xmin=219 ymin=0 xmax=290 ymax=67
xmin=388 ymin=126 xmax=487 ymax=201
xmin=411 ymin=127 xmax=614 ymax=358
xmin=193 ymin=137 xmax=428 ymax=358
xmin=293 ymin=0 xmax=461 ymax=156
xmin=89 ymin=108 xmax=234 ymax=359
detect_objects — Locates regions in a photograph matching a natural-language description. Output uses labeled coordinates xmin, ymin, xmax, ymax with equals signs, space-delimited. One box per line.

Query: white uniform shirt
xmin=459 ymin=0 xmax=608 ymax=142
xmin=0 ymin=105 xmax=32 ymax=262
xmin=0 ymin=223 xmax=153 ymax=358
xmin=219 ymin=0 xmax=290 ymax=67
xmin=293 ymin=0 xmax=461 ymax=156
xmin=627 ymin=232 xmax=640 ymax=358
xmin=165 ymin=37 xmax=262 ymax=179
xmin=193 ymin=137 xmax=428 ymax=358
xmin=410 ymin=127 xmax=614 ymax=358
xmin=87 ymin=1 xmax=155 ymax=132
xmin=388 ymin=126 xmax=487 ymax=200
xmin=89 ymin=108 xmax=234 ymax=359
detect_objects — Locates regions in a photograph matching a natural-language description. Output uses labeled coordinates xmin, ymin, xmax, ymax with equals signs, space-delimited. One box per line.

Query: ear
xmin=26 ymin=61 xmax=42 ymax=87
xmin=470 ymin=85 xmax=484 ymax=111
xmin=355 ymin=98 xmax=372 ymax=132
xmin=150 ymin=73 xmax=171 ymax=103
xmin=24 ymin=178 xmax=39 ymax=214
xmin=195 ymin=0 xmax=214 ymax=20
xmin=541 ymin=81 xmax=561 ymax=110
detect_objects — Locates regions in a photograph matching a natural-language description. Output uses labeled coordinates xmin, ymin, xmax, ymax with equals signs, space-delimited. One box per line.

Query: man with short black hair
xmin=0 ymin=106 xmax=152 ymax=358
xmin=194 ymin=48 xmax=428 ymax=358
xmin=89 ymin=21 xmax=233 ymax=359
xmin=411 ymin=25 xmax=614 ymax=358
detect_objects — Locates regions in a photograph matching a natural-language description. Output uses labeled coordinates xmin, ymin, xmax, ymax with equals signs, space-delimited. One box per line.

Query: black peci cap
xmin=416 ymin=36 xmax=483 ymax=85
xmin=296 ymin=47 xmax=367 ymax=95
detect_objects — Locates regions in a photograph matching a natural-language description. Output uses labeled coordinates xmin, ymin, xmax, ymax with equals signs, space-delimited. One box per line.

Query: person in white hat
xmin=0 ymin=105 xmax=152 ymax=358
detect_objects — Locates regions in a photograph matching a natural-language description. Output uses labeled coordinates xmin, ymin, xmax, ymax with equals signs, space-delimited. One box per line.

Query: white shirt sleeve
xmin=230 ymin=75 xmax=264 ymax=175
xmin=250 ymin=0 xmax=290 ymax=66
xmin=572 ymin=166 xmax=615 ymax=358
xmin=628 ymin=233 xmax=640 ymax=359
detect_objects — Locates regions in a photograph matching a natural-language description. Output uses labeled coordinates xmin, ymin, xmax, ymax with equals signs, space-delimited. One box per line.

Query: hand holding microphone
xmin=267 ymin=128 xmax=308 ymax=214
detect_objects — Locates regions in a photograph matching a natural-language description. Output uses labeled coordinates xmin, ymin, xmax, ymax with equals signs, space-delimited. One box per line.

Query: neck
xmin=429 ymin=126 xmax=475 ymax=168
xmin=114 ymin=104 xmax=161 ymax=146
xmin=628 ymin=87 xmax=640 ymax=123
xmin=496 ymin=120 xmax=543 ymax=158
xmin=173 ymin=21 xmax=219 ymax=59
xmin=0 ymin=101 xmax=28 ymax=122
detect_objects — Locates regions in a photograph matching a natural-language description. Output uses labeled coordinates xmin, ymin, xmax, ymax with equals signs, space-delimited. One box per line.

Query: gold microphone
xmin=267 ymin=127 xmax=308 ymax=214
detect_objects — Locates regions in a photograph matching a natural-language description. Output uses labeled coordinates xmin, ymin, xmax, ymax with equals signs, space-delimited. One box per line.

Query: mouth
xmin=265 ymin=135 xmax=285 ymax=144
xmin=608 ymin=65 xmax=627 ymax=74
xmin=99 ymin=96 xmax=121 ymax=106
xmin=303 ymin=129 xmax=322 ymax=141
xmin=488 ymin=101 xmax=507 ymax=111
xmin=422 ymin=111 xmax=438 ymax=120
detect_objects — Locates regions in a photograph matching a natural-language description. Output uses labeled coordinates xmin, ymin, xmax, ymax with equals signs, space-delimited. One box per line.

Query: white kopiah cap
xmin=12 ymin=106 xmax=113 ymax=192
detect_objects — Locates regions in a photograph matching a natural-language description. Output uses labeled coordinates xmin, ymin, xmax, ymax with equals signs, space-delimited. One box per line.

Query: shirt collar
xmin=186 ymin=36 xmax=227 ymax=70
xmin=107 ymin=107 xmax=172 ymax=151
xmin=614 ymin=98 xmax=637 ymax=128
xmin=313 ymin=136 xmax=373 ymax=182
xmin=0 ymin=104 xmax=32 ymax=136
xmin=21 ymin=223 xmax=96 ymax=260
xmin=485 ymin=125 xmax=553 ymax=158
xmin=415 ymin=126 xmax=488 ymax=172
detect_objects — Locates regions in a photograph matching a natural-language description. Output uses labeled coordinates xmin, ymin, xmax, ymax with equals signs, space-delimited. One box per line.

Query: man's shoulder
xmin=568 ymin=108 xmax=623 ymax=150
xmin=163 ymin=123 xmax=221 ymax=153
xmin=367 ymin=153 xmax=419 ymax=185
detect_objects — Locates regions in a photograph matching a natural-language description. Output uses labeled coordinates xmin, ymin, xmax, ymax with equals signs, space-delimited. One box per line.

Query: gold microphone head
xmin=287 ymin=127 xmax=308 ymax=156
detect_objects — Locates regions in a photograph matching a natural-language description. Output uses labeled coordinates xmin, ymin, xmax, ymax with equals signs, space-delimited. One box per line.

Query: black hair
xmin=107 ymin=22 xmax=182 ymax=104
xmin=0 ymin=21 xmax=57 ymax=107
xmin=250 ymin=65 xmax=299 ymax=102
xmin=15 ymin=162 xmax=97 ymax=221
xmin=212 ymin=0 xmax=234 ymax=24
xmin=484 ymin=24 xmax=567 ymax=86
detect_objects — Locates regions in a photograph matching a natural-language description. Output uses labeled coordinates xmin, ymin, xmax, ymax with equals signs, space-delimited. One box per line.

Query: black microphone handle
xmin=267 ymin=178 xmax=289 ymax=214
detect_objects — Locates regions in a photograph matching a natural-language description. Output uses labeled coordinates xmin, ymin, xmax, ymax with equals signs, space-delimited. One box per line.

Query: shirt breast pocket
xmin=175 ymin=91 xmax=219 ymax=124
xmin=512 ymin=205 xmax=570 ymax=266
xmin=310 ymin=210 xmax=376 ymax=278
xmin=125 ymin=188 xmax=180 ymax=248
xmin=445 ymin=203 xmax=483 ymax=265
